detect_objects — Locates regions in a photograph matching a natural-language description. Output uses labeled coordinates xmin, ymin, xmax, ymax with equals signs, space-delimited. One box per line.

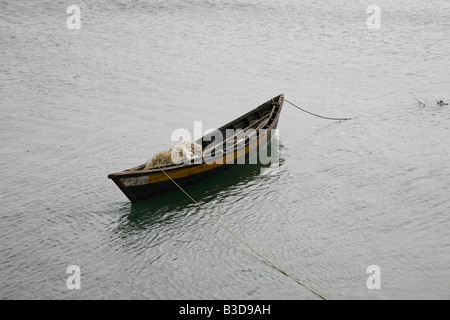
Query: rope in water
xmin=284 ymin=98 xmax=352 ymax=121
xmin=158 ymin=165 xmax=328 ymax=300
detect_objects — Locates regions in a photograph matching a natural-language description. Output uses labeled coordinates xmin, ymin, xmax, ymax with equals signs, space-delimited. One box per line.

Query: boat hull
xmin=108 ymin=94 xmax=283 ymax=203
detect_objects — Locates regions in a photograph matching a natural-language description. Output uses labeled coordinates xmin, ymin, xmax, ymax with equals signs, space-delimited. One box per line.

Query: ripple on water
xmin=1 ymin=0 xmax=450 ymax=299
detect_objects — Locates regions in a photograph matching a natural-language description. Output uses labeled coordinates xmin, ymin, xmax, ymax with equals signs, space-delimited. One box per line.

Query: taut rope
xmin=158 ymin=165 xmax=328 ymax=300
xmin=284 ymin=98 xmax=352 ymax=121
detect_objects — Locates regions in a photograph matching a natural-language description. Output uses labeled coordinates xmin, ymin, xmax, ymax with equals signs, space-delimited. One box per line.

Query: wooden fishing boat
xmin=108 ymin=94 xmax=284 ymax=202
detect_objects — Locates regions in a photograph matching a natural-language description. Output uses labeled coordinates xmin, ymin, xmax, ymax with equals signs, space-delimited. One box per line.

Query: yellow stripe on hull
xmin=119 ymin=129 xmax=270 ymax=187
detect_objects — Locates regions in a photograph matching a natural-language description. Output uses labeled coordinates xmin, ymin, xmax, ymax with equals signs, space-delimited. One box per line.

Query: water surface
xmin=1 ymin=0 xmax=449 ymax=299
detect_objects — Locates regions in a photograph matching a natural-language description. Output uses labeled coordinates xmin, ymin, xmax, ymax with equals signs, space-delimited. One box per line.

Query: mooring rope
xmin=284 ymin=98 xmax=352 ymax=121
xmin=158 ymin=165 xmax=328 ymax=300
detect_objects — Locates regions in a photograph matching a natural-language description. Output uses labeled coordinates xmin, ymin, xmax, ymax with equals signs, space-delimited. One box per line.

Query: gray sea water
xmin=1 ymin=0 xmax=449 ymax=300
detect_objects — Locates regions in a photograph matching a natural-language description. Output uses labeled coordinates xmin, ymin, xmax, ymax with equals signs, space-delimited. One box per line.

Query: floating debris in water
xmin=413 ymin=95 xmax=448 ymax=108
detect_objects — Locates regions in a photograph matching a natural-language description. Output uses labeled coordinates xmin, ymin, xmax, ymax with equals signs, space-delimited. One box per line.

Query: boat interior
xmin=126 ymin=95 xmax=282 ymax=172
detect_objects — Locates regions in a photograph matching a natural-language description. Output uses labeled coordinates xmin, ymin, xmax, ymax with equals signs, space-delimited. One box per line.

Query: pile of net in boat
xmin=144 ymin=141 xmax=202 ymax=169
